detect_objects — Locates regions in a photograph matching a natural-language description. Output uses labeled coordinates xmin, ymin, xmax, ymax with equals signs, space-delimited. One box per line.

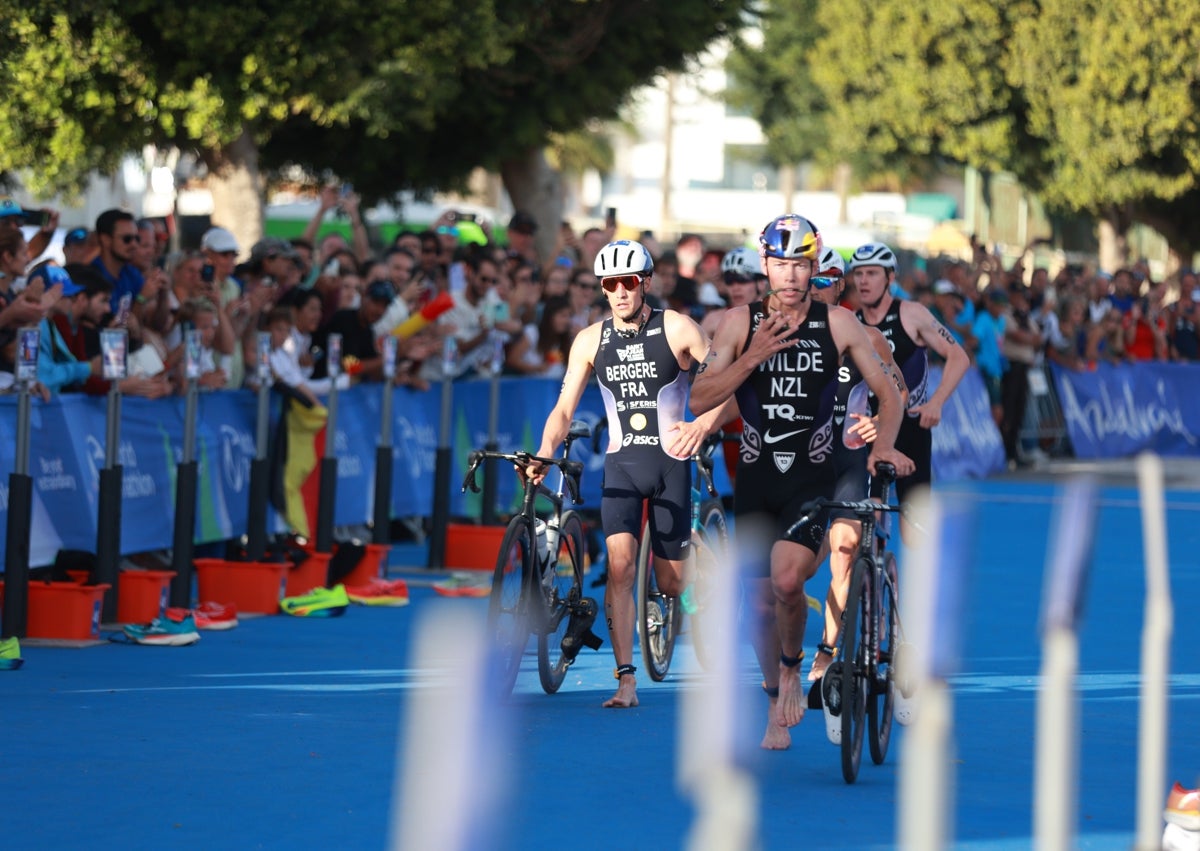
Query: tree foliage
xmin=733 ymin=0 xmax=1200 ymax=257
xmin=0 ymin=0 xmax=752 ymax=223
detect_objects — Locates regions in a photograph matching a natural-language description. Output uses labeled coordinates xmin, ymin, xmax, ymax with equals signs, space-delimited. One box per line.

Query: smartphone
xmin=457 ymin=212 xmax=477 ymax=223
xmin=340 ymin=183 xmax=353 ymax=198
xmin=115 ymin=293 xmax=133 ymax=327
xmin=606 ymin=207 xmax=617 ymax=227
xmin=20 ymin=208 xmax=48 ymax=228
xmin=201 ymin=263 xmax=215 ymax=284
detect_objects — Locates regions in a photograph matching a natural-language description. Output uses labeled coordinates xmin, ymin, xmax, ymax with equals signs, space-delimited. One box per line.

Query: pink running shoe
xmin=346 ymin=578 xmax=410 ymax=607
xmin=167 ymin=602 xmax=239 ymax=631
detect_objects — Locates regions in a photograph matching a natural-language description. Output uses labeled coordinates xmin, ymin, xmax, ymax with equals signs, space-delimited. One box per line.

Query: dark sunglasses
xmin=811 ymin=275 xmax=842 ymax=290
xmin=119 ymin=234 xmax=139 ymax=244
xmin=478 ymin=275 xmax=498 ymax=285
xmin=600 ymin=274 xmax=643 ymax=293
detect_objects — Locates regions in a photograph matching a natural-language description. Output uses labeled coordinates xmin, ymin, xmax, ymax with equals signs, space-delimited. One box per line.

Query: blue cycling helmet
xmin=758 ymin=214 xmax=822 ymax=262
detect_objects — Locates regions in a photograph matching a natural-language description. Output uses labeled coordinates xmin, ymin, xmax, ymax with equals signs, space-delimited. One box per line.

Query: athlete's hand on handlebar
xmin=523 ymin=456 xmax=549 ymax=486
xmin=868 ymin=446 xmax=914 ymax=479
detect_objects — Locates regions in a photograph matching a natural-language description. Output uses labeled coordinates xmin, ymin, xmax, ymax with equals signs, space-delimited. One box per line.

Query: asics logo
xmin=763 ymin=428 xmax=808 ymax=444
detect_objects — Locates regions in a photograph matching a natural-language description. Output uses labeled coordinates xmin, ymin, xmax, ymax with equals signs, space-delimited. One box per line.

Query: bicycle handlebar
xmin=461 ymin=449 xmax=585 ymax=505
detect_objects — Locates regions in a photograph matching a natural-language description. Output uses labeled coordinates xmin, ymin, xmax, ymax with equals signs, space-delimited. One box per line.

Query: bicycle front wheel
xmin=869 ymin=550 xmax=899 ymax=765
xmin=689 ymin=498 xmax=729 ymax=672
xmin=840 ymin=556 xmax=871 ymax=784
xmin=537 ymin=510 xmax=586 ymax=694
xmin=487 ymin=517 xmax=534 ymax=697
xmin=636 ymin=516 xmax=678 ymax=681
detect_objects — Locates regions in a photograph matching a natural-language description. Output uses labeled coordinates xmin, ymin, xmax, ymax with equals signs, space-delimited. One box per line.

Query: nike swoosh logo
xmin=763 ymin=428 xmax=808 ymax=444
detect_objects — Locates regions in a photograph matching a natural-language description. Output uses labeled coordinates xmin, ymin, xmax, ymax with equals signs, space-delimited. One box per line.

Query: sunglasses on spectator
xmin=119 ymin=234 xmax=139 ymax=244
xmin=478 ymin=275 xmax=498 ymax=285
xmin=599 ymin=275 xmax=643 ymax=293
xmin=811 ymin=275 xmax=842 ymax=290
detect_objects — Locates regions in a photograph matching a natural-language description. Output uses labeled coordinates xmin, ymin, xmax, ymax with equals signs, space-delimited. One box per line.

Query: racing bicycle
xmin=786 ymin=462 xmax=905 ymax=784
xmin=461 ymin=420 xmax=601 ymax=696
xmin=635 ymin=431 xmax=730 ymax=680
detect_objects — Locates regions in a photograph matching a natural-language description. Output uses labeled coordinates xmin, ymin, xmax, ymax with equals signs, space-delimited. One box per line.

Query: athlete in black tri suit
xmin=530 ymin=239 xmax=732 ymax=709
xmin=806 ymin=247 xmax=907 ymax=688
xmin=691 ymin=214 xmax=913 ymax=751
xmin=849 ymin=242 xmax=969 ymax=540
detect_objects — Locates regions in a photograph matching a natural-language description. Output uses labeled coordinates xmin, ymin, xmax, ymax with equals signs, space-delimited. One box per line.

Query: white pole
xmin=390 ymin=607 xmax=506 ymax=851
xmin=1033 ymin=476 xmax=1098 ymax=851
xmin=1034 ymin=626 xmax=1079 ymax=851
xmin=1135 ymin=453 xmax=1172 ymax=850
xmin=680 ymin=524 xmax=758 ymax=851
xmin=898 ymin=488 xmax=951 ymax=851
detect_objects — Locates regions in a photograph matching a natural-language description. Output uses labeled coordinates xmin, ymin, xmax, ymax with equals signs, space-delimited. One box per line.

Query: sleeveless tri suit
xmin=857 ymin=298 xmax=932 ymax=503
xmin=594 ymin=309 xmax=692 ymax=559
xmin=732 ymin=300 xmax=841 ymax=556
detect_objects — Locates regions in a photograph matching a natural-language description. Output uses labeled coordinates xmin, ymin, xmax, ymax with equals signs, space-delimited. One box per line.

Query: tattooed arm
xmin=904 ymin=301 xmax=970 ymax=429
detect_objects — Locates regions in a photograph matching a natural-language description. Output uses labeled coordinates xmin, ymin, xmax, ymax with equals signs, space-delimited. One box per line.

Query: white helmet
xmin=720 ymin=247 xmax=764 ymax=280
xmin=593 ymin=239 xmax=654 ymax=278
xmin=817 ymin=246 xmax=846 ymax=277
xmin=847 ymin=242 xmax=897 ymax=273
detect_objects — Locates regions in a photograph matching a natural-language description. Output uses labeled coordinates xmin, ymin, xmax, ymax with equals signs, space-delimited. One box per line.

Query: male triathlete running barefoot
xmin=691 ymin=215 xmax=912 ymax=749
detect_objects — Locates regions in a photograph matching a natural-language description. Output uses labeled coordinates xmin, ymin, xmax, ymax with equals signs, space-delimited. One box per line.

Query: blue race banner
xmin=929 ymin=365 xmax=1007 ymax=481
xmin=1051 ymin=361 xmax=1200 ymax=458
xmin=0 ymin=358 xmax=1106 ymax=571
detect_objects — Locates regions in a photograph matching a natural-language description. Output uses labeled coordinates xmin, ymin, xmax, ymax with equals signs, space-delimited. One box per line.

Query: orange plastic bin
xmin=195 ymin=559 xmax=286 ymax=615
xmin=443 ymin=523 xmax=507 ymax=570
xmin=117 ymin=569 xmax=176 ymax=624
xmin=0 ymin=581 xmax=111 ymax=640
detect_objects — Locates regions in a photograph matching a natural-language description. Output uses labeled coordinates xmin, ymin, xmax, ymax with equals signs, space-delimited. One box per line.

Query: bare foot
xmin=808 ymin=647 xmax=834 ymax=682
xmin=761 ymin=697 xmax=791 ymax=749
xmin=602 ymin=677 xmax=639 ymax=708
xmin=776 ymin=663 xmax=805 ymax=727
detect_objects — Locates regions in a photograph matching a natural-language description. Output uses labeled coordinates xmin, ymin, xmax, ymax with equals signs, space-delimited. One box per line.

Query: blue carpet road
xmin=1 ymin=478 xmax=1198 ymax=850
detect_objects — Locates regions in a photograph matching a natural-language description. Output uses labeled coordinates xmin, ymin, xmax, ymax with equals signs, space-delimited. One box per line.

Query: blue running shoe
xmin=280 ymin=584 xmax=349 ymax=617
xmin=123 ymin=615 xmax=201 ymax=646
xmin=0 ymin=636 xmax=24 ymax=670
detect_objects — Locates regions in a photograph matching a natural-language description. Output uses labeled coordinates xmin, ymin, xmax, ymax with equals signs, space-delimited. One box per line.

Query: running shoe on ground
xmin=432 ymin=573 xmax=491 ymax=598
xmin=123 ymin=615 xmax=201 ymax=646
xmin=280 ymin=584 xmax=349 ymax=617
xmin=346 ymin=578 xmax=410 ymax=607
xmin=1166 ymin=782 xmax=1200 ymax=830
xmin=166 ymin=602 xmax=239 ymax=631
xmin=0 ymin=636 xmax=24 ymax=670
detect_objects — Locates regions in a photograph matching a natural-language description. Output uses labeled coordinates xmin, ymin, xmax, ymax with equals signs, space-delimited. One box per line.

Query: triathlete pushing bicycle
xmin=526 ymin=239 xmax=733 ymax=709
xmin=690 ymin=214 xmax=913 ymax=750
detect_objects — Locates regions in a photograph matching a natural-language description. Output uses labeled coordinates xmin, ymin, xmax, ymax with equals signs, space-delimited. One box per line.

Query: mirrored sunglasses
xmin=811 ymin=275 xmax=842 ymax=290
xmin=600 ymin=274 xmax=644 ymax=293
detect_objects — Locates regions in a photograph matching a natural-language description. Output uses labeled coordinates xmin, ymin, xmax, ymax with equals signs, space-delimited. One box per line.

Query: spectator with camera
xmin=0 ymin=197 xmax=59 ymax=263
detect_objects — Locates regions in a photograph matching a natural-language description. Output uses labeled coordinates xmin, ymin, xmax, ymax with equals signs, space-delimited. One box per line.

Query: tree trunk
xmin=500 ymin=146 xmax=563 ymax=262
xmin=833 ymin=162 xmax=852 ymax=225
xmin=206 ymin=128 xmax=265 ymax=261
xmin=1097 ymin=205 xmax=1131 ymax=273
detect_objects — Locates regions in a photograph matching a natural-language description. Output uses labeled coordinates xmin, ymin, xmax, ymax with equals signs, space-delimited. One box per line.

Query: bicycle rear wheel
xmin=869 ymin=551 xmax=899 ymax=764
xmin=688 ymin=498 xmax=729 ymax=672
xmin=487 ymin=517 xmax=533 ymax=697
xmin=537 ymin=511 xmax=586 ymax=694
xmin=636 ymin=516 xmax=678 ymax=681
xmin=840 ymin=556 xmax=871 ymax=783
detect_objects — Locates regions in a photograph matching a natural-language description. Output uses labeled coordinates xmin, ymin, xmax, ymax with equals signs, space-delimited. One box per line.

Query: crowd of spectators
xmin=2 ymin=191 xmax=1197 ymax=472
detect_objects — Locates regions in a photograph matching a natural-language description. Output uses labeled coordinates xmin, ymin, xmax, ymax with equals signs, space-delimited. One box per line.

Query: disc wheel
xmin=486 ymin=518 xmax=533 ymax=697
xmin=869 ymin=552 xmax=898 ymax=765
xmin=636 ymin=516 xmax=678 ymax=681
xmin=688 ymin=499 xmax=729 ymax=671
xmin=840 ymin=557 xmax=871 ymax=784
xmin=537 ymin=511 xmax=586 ymax=694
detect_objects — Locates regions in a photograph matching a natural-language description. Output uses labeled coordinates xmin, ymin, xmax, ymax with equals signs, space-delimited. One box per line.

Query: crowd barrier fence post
xmin=1 ymin=327 xmax=40 ymax=638
xmin=168 ymin=329 xmax=201 ymax=608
